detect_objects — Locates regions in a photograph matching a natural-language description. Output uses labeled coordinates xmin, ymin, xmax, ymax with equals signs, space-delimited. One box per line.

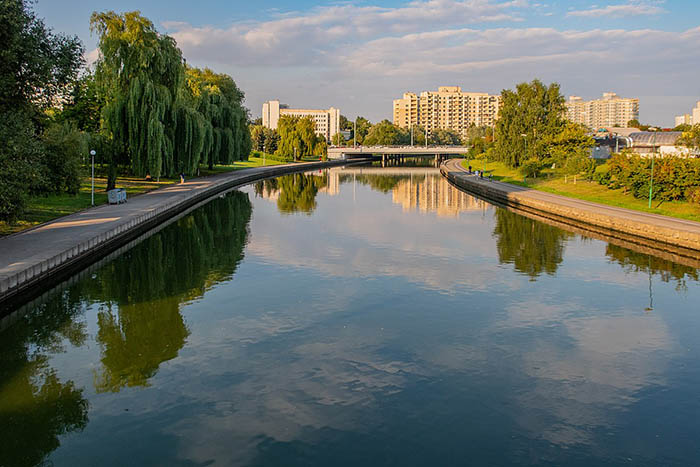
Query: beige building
xmin=566 ymin=92 xmax=639 ymax=129
xmin=674 ymin=100 xmax=700 ymax=127
xmin=262 ymin=100 xmax=340 ymax=142
xmin=393 ymin=86 xmax=501 ymax=137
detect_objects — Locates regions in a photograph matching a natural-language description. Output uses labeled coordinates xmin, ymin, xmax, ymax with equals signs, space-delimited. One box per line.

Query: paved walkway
xmin=0 ymin=160 xmax=361 ymax=308
xmin=442 ymin=158 xmax=700 ymax=255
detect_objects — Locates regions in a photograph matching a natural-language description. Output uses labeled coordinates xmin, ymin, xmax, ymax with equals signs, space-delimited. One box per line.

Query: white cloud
xmin=162 ymin=0 xmax=699 ymax=125
xmin=567 ymin=1 xmax=666 ymax=18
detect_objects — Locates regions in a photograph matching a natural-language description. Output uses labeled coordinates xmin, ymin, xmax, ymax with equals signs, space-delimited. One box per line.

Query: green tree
xmin=678 ymin=123 xmax=700 ymax=155
xmin=0 ymin=0 xmax=84 ymax=220
xmin=331 ymin=132 xmax=347 ymax=146
xmin=339 ymin=114 xmax=352 ymax=130
xmin=354 ymin=116 xmax=372 ymax=144
xmin=363 ymin=120 xmax=409 ymax=145
xmin=276 ymin=115 xmax=323 ymax=160
xmin=494 ymin=80 xmax=566 ymax=167
xmin=55 ymin=73 xmax=103 ymax=133
xmin=41 ymin=122 xmax=87 ymax=194
xmin=92 ymin=11 xmax=183 ymax=179
xmin=0 ymin=0 xmax=84 ymax=113
xmin=548 ymin=122 xmax=594 ymax=174
xmin=430 ymin=128 xmax=462 ymax=145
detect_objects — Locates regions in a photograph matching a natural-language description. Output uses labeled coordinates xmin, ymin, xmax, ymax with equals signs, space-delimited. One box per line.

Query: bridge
xmin=327 ymin=145 xmax=468 ymax=165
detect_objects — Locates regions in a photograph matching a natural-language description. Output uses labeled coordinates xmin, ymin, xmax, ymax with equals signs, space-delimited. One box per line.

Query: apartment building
xmin=393 ymin=86 xmax=501 ymax=136
xmin=566 ymin=92 xmax=639 ymax=129
xmin=674 ymin=100 xmax=700 ymax=127
xmin=262 ymin=100 xmax=340 ymax=142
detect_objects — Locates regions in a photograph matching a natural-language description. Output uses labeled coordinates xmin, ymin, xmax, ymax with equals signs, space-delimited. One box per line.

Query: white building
xmin=262 ymin=100 xmax=340 ymax=142
xmin=566 ymin=93 xmax=639 ymax=129
xmin=674 ymin=101 xmax=700 ymax=127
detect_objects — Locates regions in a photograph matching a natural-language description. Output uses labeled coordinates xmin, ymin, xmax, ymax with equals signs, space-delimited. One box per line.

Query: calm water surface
xmin=2 ymin=167 xmax=700 ymax=466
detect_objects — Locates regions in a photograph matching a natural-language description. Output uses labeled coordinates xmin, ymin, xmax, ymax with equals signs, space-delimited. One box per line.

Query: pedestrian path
xmin=0 ymin=160 xmax=360 ymax=309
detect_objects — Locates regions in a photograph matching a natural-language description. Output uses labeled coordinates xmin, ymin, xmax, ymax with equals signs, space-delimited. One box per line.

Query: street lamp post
xmin=425 ymin=126 xmax=428 ymax=148
xmin=410 ymin=125 xmax=414 ymax=147
xmin=353 ymin=120 xmax=356 ymax=148
xmin=648 ymin=131 xmax=657 ymax=208
xmin=90 ymin=149 xmax=96 ymax=206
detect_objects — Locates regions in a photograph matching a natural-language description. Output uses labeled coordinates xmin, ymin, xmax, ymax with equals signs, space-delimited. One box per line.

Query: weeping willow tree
xmin=92 ymin=12 xmax=251 ymax=178
xmin=186 ymin=66 xmax=251 ymax=169
xmin=91 ymin=11 xmax=183 ymax=179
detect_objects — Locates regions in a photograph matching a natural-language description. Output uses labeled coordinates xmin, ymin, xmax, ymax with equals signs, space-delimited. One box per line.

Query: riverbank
xmin=461 ymin=159 xmax=700 ymax=223
xmin=442 ymin=158 xmax=700 ymax=256
xmin=0 ymin=155 xmax=287 ymax=236
xmin=0 ymin=158 xmax=367 ymax=313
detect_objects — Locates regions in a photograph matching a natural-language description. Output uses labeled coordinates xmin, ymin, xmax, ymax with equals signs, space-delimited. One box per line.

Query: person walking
xmin=180 ymin=172 xmax=185 ymax=184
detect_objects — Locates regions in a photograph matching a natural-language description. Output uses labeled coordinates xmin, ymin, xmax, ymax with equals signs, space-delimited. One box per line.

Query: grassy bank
xmin=461 ymin=158 xmax=700 ymax=223
xmin=0 ymin=155 xmax=288 ymax=236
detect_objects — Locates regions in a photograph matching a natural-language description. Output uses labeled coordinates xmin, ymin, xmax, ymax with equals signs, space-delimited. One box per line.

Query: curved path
xmin=441 ymin=158 xmax=700 ymax=256
xmin=0 ymin=159 xmax=368 ymax=311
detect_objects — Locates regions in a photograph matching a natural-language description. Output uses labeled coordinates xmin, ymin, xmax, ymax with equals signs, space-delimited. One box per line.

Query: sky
xmin=35 ymin=0 xmax=700 ymax=127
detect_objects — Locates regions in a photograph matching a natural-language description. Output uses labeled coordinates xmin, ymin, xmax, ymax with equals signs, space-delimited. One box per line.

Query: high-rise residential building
xmin=262 ymin=100 xmax=340 ymax=142
xmin=393 ymin=86 xmax=501 ymax=137
xmin=566 ymin=92 xmax=639 ymax=129
xmin=674 ymin=100 xmax=700 ymax=127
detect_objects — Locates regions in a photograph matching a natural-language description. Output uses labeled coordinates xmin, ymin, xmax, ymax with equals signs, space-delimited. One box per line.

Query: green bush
xmin=250 ymin=150 xmax=292 ymax=162
xmin=605 ymin=153 xmax=700 ymax=201
xmin=519 ymin=158 xmax=544 ymax=178
xmin=42 ymin=122 xmax=86 ymax=195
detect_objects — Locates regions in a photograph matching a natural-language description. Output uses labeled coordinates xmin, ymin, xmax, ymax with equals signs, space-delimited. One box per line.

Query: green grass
xmin=460 ymin=158 xmax=700 ymax=222
xmin=0 ymin=155 xmax=292 ymax=237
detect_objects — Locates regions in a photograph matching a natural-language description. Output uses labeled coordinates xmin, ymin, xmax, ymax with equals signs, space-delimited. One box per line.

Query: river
xmin=1 ymin=167 xmax=699 ymax=466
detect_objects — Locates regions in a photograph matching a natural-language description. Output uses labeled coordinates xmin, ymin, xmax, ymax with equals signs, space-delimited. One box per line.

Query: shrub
xmin=605 ymin=152 xmax=700 ymax=201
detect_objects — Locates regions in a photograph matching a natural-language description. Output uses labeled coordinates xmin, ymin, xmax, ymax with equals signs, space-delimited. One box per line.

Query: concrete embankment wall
xmin=0 ymin=159 xmax=366 ymax=312
xmin=441 ymin=161 xmax=700 ymax=257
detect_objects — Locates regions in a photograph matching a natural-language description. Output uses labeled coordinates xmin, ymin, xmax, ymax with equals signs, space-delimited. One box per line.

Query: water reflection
xmin=0 ymin=289 xmax=89 ymax=467
xmin=493 ymin=208 xmax=573 ymax=279
xmin=1 ymin=170 xmax=700 ymax=466
xmin=254 ymin=173 xmax=329 ymax=214
xmin=89 ymin=190 xmax=252 ymax=392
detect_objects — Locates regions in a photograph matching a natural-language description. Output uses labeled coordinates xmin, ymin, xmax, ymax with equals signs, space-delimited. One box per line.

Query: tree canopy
xmin=276 ymin=115 xmax=326 ymax=160
xmin=494 ymin=80 xmax=567 ymax=167
xmin=363 ymin=120 xmax=409 ymax=145
xmin=91 ymin=11 xmax=251 ymax=178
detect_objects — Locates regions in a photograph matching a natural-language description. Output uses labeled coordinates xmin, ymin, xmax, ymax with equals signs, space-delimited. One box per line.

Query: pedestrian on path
xmin=180 ymin=172 xmax=185 ymax=184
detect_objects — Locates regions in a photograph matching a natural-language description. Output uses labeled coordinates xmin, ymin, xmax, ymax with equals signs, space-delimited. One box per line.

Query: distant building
xmin=674 ymin=100 xmax=700 ymax=127
xmin=566 ymin=92 xmax=639 ymax=129
xmin=393 ymin=86 xmax=501 ymax=137
xmin=627 ymin=132 xmax=691 ymax=157
xmin=262 ymin=100 xmax=340 ymax=142
xmin=675 ymin=114 xmax=693 ymax=127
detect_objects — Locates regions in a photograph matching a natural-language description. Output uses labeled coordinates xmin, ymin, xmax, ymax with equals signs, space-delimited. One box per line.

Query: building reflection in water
xmin=255 ymin=168 xmax=489 ymax=218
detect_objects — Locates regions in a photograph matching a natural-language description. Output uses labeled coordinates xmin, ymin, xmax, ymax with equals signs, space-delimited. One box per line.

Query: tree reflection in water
xmin=0 ymin=289 xmax=89 ymax=467
xmin=89 ymin=190 xmax=253 ymax=392
xmin=255 ymin=173 xmax=328 ymax=214
xmin=493 ymin=208 xmax=573 ymax=279
xmin=605 ymin=244 xmax=699 ymax=291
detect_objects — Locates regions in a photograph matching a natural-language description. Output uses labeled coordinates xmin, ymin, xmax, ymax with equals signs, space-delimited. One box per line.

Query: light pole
xmin=648 ymin=130 xmax=657 ymax=208
xmin=353 ymin=120 xmax=356 ymax=148
xmin=90 ymin=149 xmax=96 ymax=206
xmin=521 ymin=133 xmax=528 ymax=158
xmin=425 ymin=126 xmax=428 ymax=148
xmin=410 ymin=125 xmax=414 ymax=147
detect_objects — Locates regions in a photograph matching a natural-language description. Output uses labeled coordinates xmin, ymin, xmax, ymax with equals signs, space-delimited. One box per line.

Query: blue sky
xmin=36 ymin=0 xmax=700 ymax=126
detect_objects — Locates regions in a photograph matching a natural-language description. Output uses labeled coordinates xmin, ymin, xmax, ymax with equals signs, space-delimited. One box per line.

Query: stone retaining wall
xmin=0 ymin=159 xmax=365 ymax=312
xmin=441 ymin=162 xmax=700 ymax=256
